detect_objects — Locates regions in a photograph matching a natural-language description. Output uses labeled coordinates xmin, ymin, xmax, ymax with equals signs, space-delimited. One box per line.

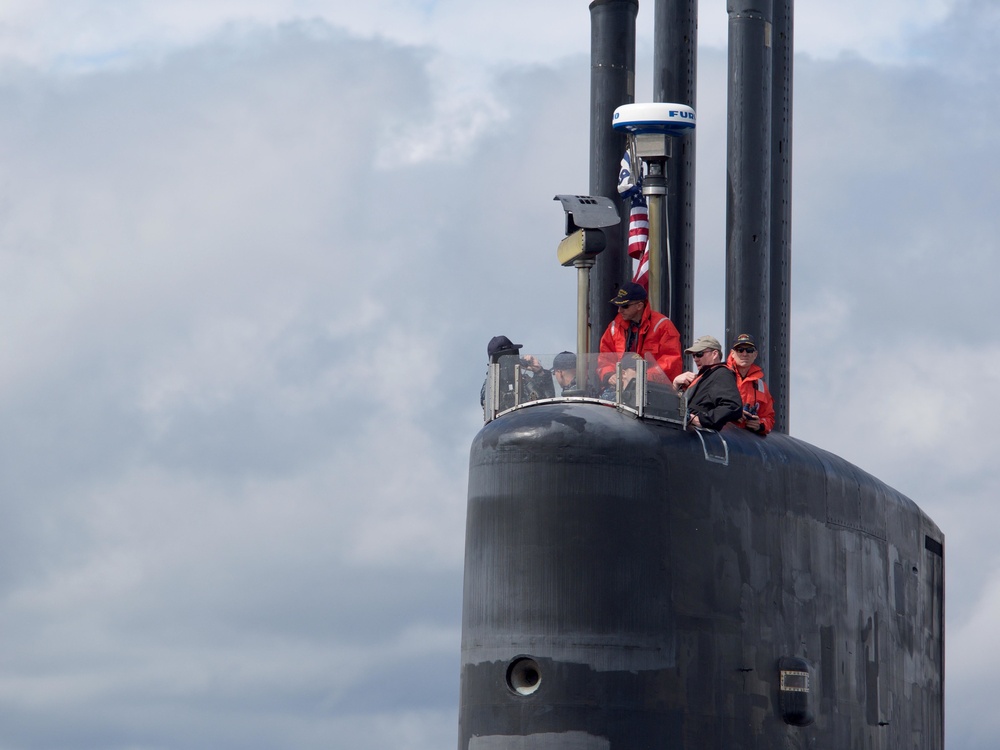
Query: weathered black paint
xmin=725 ymin=0 xmax=772 ymax=379
xmin=653 ymin=0 xmax=697 ymax=346
xmin=588 ymin=0 xmax=637 ymax=355
xmin=458 ymin=403 xmax=944 ymax=749
xmin=769 ymin=0 xmax=793 ymax=433
xmin=458 ymin=1 xmax=943 ymax=746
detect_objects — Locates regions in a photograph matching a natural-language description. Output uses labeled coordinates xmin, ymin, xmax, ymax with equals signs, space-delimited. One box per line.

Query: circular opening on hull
xmin=506 ymin=657 xmax=542 ymax=696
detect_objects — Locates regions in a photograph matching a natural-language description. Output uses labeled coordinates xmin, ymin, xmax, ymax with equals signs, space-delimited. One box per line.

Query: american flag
xmin=618 ymin=151 xmax=649 ymax=289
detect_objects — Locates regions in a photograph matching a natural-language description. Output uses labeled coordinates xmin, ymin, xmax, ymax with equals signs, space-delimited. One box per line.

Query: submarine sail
xmin=457 ymin=1 xmax=944 ymax=748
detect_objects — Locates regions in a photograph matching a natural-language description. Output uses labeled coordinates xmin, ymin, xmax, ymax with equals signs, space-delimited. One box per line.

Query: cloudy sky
xmin=0 ymin=1 xmax=996 ymax=748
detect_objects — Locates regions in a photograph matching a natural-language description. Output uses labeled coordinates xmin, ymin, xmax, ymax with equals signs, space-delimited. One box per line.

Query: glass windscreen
xmin=483 ymin=351 xmax=685 ymax=424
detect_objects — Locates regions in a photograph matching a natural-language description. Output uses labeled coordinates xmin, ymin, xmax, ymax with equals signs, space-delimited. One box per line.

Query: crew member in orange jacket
xmin=725 ymin=333 xmax=776 ymax=435
xmin=598 ymin=282 xmax=682 ymax=387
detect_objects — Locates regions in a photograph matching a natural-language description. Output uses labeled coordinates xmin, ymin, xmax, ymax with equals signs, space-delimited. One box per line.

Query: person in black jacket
xmin=672 ymin=335 xmax=743 ymax=430
xmin=551 ymin=351 xmax=580 ymax=395
xmin=480 ymin=335 xmax=555 ymax=410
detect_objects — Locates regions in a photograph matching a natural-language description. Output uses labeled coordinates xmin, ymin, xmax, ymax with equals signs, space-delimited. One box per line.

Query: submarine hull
xmin=458 ymin=402 xmax=944 ymax=749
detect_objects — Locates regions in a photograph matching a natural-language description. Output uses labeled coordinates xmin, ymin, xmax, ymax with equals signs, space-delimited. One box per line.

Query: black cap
xmin=619 ymin=352 xmax=641 ymax=369
xmin=732 ymin=333 xmax=757 ymax=349
xmin=487 ymin=335 xmax=522 ymax=359
xmin=611 ymin=281 xmax=647 ymax=306
xmin=552 ymin=351 xmax=576 ymax=371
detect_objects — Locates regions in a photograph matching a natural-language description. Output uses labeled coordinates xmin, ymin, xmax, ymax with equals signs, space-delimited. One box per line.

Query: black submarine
xmin=458 ymin=1 xmax=944 ymax=748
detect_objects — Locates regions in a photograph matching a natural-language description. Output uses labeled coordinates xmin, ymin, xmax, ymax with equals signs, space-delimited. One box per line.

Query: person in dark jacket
xmin=551 ymin=351 xmax=579 ymax=395
xmin=672 ymin=335 xmax=743 ymax=430
xmin=480 ymin=335 xmax=555 ymax=409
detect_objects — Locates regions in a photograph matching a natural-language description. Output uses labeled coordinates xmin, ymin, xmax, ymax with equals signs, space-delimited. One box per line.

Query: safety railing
xmin=482 ymin=351 xmax=687 ymax=426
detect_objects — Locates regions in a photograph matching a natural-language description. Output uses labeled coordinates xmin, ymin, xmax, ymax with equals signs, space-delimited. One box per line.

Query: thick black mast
xmin=725 ymin=0 xmax=773 ymax=393
xmin=769 ymin=0 xmax=793 ymax=433
xmin=653 ymin=0 xmax=698 ymax=350
xmin=588 ymin=0 xmax=637 ymax=354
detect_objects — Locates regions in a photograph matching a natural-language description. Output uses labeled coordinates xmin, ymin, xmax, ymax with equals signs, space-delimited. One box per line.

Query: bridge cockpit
xmin=483 ymin=351 xmax=686 ymax=426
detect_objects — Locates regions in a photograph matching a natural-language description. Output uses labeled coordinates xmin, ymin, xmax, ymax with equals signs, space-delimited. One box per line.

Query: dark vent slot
xmin=924 ymin=536 xmax=943 ymax=557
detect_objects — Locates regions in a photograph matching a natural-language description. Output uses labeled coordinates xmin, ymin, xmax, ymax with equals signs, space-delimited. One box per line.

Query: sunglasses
xmin=692 ymin=351 xmax=711 ymax=358
xmin=734 ymin=347 xmax=756 ymax=354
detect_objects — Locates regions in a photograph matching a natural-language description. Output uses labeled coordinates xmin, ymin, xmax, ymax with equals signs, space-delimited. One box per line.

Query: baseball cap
xmin=684 ymin=335 xmax=723 ymax=354
xmin=610 ymin=282 xmax=648 ymax=306
xmin=487 ymin=335 xmax=522 ymax=359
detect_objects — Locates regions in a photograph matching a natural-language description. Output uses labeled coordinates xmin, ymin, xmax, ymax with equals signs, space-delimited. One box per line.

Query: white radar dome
xmin=612 ymin=102 xmax=695 ymax=136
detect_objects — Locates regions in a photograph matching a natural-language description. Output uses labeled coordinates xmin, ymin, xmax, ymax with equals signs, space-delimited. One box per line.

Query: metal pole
xmin=589 ymin=0 xmax=637 ymax=354
xmin=725 ymin=0 xmax=773 ymax=374
xmin=644 ymin=166 xmax=666 ymax=314
xmin=769 ymin=0 xmax=793 ymax=433
xmin=576 ymin=263 xmax=591 ymax=390
xmin=653 ymin=0 xmax=697 ymax=344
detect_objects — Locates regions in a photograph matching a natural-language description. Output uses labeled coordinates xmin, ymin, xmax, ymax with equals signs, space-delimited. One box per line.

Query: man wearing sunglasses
xmin=597 ymin=281 xmax=683 ymax=389
xmin=671 ymin=335 xmax=743 ymax=430
xmin=726 ymin=333 xmax=775 ymax=435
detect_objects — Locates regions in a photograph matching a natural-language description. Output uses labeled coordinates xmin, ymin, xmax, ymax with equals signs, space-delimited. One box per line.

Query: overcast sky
xmin=0 ymin=1 xmax=996 ymax=748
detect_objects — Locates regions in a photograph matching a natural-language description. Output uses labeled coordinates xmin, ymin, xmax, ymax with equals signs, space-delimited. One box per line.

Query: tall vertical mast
xmin=653 ymin=0 xmax=698 ymax=348
xmin=588 ymin=0 xmax=638 ymax=354
xmin=725 ymin=0 xmax=773 ymax=385
xmin=769 ymin=0 xmax=793 ymax=433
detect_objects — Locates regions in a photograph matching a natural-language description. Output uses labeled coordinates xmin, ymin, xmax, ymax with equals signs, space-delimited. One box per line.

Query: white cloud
xmin=0 ymin=2 xmax=997 ymax=749
xmin=796 ymin=0 xmax=956 ymax=62
xmin=0 ymin=0 xmax=971 ymax=77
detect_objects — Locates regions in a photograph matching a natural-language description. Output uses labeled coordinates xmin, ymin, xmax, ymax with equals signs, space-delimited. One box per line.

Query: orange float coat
xmin=726 ymin=352 xmax=776 ymax=435
xmin=598 ymin=305 xmax=683 ymax=384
